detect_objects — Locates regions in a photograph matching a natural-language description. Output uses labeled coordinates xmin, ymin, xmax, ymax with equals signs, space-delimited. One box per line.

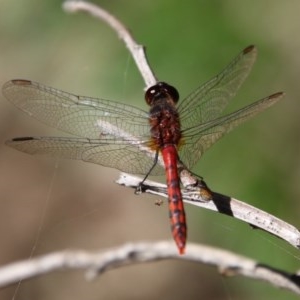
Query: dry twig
xmin=63 ymin=0 xmax=157 ymax=87
xmin=0 ymin=242 xmax=299 ymax=294
xmin=117 ymin=173 xmax=300 ymax=250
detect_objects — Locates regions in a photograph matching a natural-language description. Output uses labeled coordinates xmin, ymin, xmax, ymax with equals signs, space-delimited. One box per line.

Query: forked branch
xmin=63 ymin=0 xmax=157 ymax=87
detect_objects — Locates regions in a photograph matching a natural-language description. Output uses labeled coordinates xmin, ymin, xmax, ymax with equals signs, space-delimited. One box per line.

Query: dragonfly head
xmin=145 ymin=82 xmax=179 ymax=106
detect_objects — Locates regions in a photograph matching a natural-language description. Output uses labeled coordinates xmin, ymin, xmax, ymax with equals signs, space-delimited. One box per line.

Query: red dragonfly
xmin=3 ymin=45 xmax=283 ymax=254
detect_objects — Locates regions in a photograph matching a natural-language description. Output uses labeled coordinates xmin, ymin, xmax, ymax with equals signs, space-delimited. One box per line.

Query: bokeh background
xmin=0 ymin=1 xmax=300 ymax=299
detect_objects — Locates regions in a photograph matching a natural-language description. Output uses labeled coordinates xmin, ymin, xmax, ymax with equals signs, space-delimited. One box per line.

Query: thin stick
xmin=116 ymin=173 xmax=300 ymax=250
xmin=0 ymin=242 xmax=299 ymax=294
xmin=63 ymin=1 xmax=157 ymax=88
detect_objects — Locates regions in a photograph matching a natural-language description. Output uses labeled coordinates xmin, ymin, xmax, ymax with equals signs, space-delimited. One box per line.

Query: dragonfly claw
xmin=135 ymin=183 xmax=144 ymax=195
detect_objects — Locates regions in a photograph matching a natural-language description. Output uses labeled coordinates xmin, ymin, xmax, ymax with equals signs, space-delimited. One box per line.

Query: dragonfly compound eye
xmin=145 ymin=82 xmax=180 ymax=105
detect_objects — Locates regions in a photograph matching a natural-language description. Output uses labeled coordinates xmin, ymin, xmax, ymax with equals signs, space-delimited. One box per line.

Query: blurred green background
xmin=0 ymin=0 xmax=299 ymax=299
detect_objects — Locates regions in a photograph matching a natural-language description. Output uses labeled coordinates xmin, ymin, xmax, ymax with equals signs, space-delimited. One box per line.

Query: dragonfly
xmin=2 ymin=45 xmax=283 ymax=254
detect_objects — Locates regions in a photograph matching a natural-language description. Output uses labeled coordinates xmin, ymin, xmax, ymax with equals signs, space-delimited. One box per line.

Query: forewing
xmin=178 ymin=46 xmax=257 ymax=128
xmin=3 ymin=80 xmax=150 ymax=140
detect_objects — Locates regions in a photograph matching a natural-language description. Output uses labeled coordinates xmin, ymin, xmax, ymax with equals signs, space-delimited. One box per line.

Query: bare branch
xmin=0 ymin=241 xmax=299 ymax=294
xmin=63 ymin=0 xmax=157 ymax=88
xmin=116 ymin=173 xmax=300 ymax=250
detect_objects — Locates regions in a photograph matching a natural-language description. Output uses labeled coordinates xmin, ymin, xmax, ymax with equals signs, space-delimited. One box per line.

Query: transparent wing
xmin=3 ymin=80 xmax=165 ymax=175
xmin=6 ymin=136 xmax=165 ymax=175
xmin=178 ymin=45 xmax=257 ymax=127
xmin=179 ymin=92 xmax=284 ymax=169
xmin=3 ymin=46 xmax=281 ymax=176
xmin=3 ymin=79 xmax=150 ymax=139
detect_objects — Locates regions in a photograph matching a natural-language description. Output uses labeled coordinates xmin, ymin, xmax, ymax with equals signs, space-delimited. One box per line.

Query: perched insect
xmin=3 ymin=45 xmax=283 ymax=254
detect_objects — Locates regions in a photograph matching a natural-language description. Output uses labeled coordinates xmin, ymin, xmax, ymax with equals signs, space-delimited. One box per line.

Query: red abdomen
xmin=161 ymin=145 xmax=186 ymax=254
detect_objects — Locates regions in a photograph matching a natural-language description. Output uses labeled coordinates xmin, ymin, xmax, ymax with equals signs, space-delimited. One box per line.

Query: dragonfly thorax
xmin=148 ymin=99 xmax=182 ymax=148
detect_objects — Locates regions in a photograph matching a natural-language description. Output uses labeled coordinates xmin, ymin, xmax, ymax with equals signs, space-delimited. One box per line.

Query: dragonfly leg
xmin=135 ymin=150 xmax=159 ymax=195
